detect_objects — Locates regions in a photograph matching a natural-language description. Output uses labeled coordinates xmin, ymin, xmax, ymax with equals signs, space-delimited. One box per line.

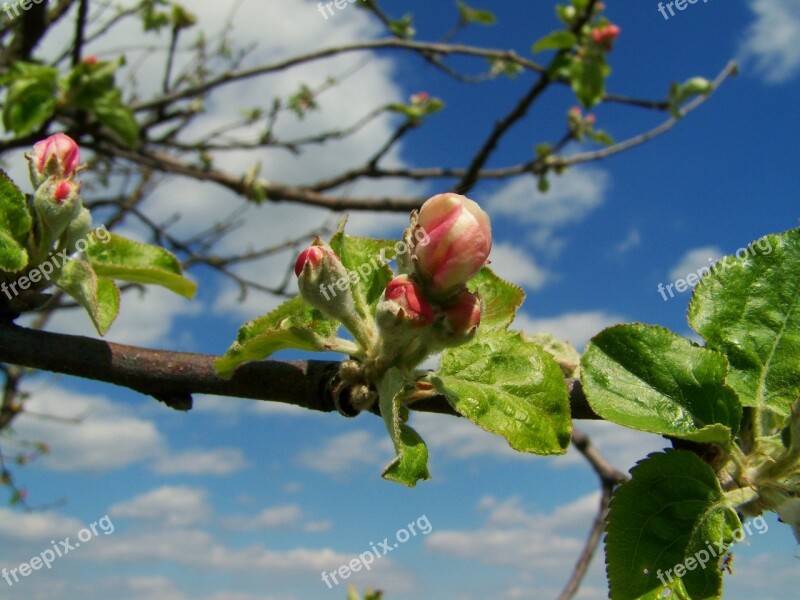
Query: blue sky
xmin=2 ymin=1 xmax=800 ymax=599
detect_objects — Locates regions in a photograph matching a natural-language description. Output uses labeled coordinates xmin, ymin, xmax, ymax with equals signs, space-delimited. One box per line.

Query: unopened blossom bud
xmin=82 ymin=55 xmax=99 ymax=65
xmin=294 ymin=239 xmax=357 ymax=323
xmin=591 ymin=24 xmax=620 ymax=49
xmin=27 ymin=133 xmax=80 ymax=187
xmin=441 ymin=289 xmax=482 ymax=342
xmin=412 ymin=193 xmax=491 ymax=297
xmin=33 ymin=178 xmax=83 ymax=242
xmin=376 ymin=276 xmax=435 ymax=331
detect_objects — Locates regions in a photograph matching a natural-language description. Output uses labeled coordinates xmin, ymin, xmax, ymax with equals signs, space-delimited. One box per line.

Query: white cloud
xmin=612 ymin=229 xmax=641 ymax=256
xmin=487 ymin=243 xmax=550 ymax=291
xmin=14 ymin=387 xmax=164 ymax=472
xmin=426 ymin=493 xmax=595 ymax=570
xmin=153 ymin=448 xmax=249 ymax=476
xmin=0 ymin=507 xmax=83 ymax=543
xmin=110 ymin=486 xmax=210 ymax=527
xmin=224 ymin=505 xmax=302 ymax=530
xmin=487 ymin=167 xmax=610 ymax=253
xmin=296 ymin=430 xmax=391 ymax=477
xmin=739 ymin=0 xmax=800 ymax=83
xmin=667 ymin=245 xmax=723 ymax=284
xmin=513 ymin=310 xmax=625 ymax=351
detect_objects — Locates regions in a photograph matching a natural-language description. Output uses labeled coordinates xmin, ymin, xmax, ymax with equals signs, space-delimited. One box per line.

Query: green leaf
xmin=85 ymin=232 xmax=196 ymax=298
xmin=1 ymin=63 xmax=59 ymax=136
xmin=329 ymin=228 xmax=396 ymax=317
xmin=434 ymin=329 xmax=571 ymax=454
xmin=466 ymin=266 xmax=524 ymax=331
xmin=457 ymin=2 xmax=496 ymax=26
xmin=54 ymin=259 xmax=120 ymax=335
xmin=0 ymin=170 xmax=31 ymax=272
xmin=91 ymin=90 xmax=139 ymax=147
xmin=688 ymin=230 xmax=800 ymax=416
xmin=214 ymin=297 xmax=339 ymax=379
xmin=378 ymin=368 xmax=431 ymax=487
xmin=569 ymin=56 xmax=609 ymax=108
xmin=669 ymin=77 xmax=713 ymax=119
xmin=533 ymin=30 xmax=577 ymax=53
xmin=606 ymin=450 xmax=741 ymax=600
xmin=581 ymin=324 xmax=741 ymax=444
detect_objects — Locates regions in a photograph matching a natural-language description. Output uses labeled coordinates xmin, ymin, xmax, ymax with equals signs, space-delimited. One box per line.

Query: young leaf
xmin=688 ymin=231 xmax=800 ymax=416
xmin=570 ymin=55 xmax=609 ymax=108
xmin=0 ymin=170 xmax=31 ymax=272
xmin=581 ymin=324 xmax=741 ymax=444
xmin=434 ymin=329 xmax=571 ymax=455
xmin=378 ymin=368 xmax=431 ymax=487
xmin=466 ymin=266 xmax=524 ymax=331
xmin=92 ymin=90 xmax=140 ymax=147
xmin=328 ymin=228 xmax=396 ymax=317
xmin=457 ymin=2 xmax=496 ymax=26
xmin=606 ymin=450 xmax=741 ymax=600
xmin=85 ymin=232 xmax=196 ymax=298
xmin=214 ymin=297 xmax=339 ymax=379
xmin=54 ymin=259 xmax=120 ymax=335
xmin=1 ymin=63 xmax=59 ymax=136
xmin=533 ymin=30 xmax=577 ymax=53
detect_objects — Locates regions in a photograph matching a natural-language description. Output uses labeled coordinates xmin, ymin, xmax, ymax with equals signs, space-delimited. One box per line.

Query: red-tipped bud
xmin=591 ymin=24 xmax=620 ymax=49
xmin=53 ymin=179 xmax=76 ymax=203
xmin=413 ymin=193 xmax=492 ymax=296
xmin=380 ymin=276 xmax=435 ymax=329
xmin=294 ymin=239 xmax=358 ymax=324
xmin=83 ymin=55 xmax=99 ymax=65
xmin=294 ymin=246 xmax=325 ymax=277
xmin=442 ymin=289 xmax=482 ymax=340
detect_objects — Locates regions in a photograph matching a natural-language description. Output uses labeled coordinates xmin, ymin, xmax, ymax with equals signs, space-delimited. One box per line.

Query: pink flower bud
xmin=413 ymin=193 xmax=492 ymax=295
xmin=591 ymin=24 xmax=620 ymax=48
xmin=82 ymin=55 xmax=99 ymax=65
xmin=32 ymin=133 xmax=80 ymax=179
xmin=294 ymin=246 xmax=325 ymax=277
xmin=442 ymin=289 xmax=482 ymax=339
xmin=53 ymin=179 xmax=76 ymax=203
xmin=294 ymin=239 xmax=358 ymax=324
xmin=382 ymin=276 xmax=435 ymax=328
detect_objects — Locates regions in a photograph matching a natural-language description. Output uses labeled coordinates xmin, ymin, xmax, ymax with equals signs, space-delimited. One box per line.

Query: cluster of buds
xmin=591 ymin=24 xmax=620 ymax=50
xmin=294 ymin=193 xmax=491 ymax=376
xmin=25 ymin=133 xmax=90 ymax=253
xmin=568 ymin=106 xmax=596 ymax=134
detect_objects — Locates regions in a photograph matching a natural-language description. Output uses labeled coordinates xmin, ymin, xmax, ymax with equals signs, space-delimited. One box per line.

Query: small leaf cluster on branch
xmin=215 ymin=193 xmax=573 ymax=486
